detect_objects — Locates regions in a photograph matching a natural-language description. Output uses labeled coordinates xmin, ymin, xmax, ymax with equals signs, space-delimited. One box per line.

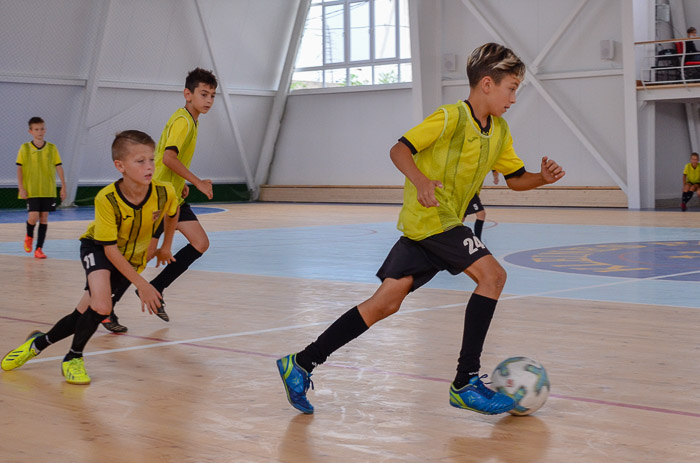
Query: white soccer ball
xmin=491 ymin=357 xmax=550 ymax=416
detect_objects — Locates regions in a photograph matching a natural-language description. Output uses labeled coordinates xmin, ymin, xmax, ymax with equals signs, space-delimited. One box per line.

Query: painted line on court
xmin=2 ymin=313 xmax=699 ymax=419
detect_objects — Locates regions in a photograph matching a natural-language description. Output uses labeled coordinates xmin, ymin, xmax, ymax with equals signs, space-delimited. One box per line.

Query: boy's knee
xmin=481 ymin=263 xmax=507 ymax=290
xmin=194 ymin=237 xmax=209 ymax=253
xmin=90 ymin=304 xmax=112 ymax=317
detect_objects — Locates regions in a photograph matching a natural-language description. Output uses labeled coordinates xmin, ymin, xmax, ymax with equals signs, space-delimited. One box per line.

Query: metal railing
xmin=637 ymin=37 xmax=700 ymax=87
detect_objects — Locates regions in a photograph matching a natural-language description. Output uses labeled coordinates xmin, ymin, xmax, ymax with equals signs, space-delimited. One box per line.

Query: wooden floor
xmin=0 ymin=203 xmax=699 ymax=462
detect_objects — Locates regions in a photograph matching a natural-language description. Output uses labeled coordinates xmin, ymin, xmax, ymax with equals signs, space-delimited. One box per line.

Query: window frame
xmin=292 ymin=0 xmax=411 ymax=90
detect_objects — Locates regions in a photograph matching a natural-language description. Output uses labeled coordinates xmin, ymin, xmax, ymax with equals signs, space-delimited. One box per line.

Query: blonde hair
xmin=111 ymin=130 xmax=155 ymax=161
xmin=467 ymin=43 xmax=525 ymax=88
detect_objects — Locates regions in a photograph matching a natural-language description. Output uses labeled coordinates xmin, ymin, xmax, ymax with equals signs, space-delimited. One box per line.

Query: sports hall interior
xmin=1 ymin=1 xmax=699 ymax=462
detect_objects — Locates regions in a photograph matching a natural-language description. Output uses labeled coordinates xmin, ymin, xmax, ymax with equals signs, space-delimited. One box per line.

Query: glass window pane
xmin=325 ymin=68 xmax=347 ymax=87
xmin=296 ymin=5 xmax=323 ymax=68
xmin=324 ymin=4 xmax=345 ymax=64
xmin=374 ymin=0 xmax=396 ymax=59
xmin=291 ymin=70 xmax=323 ymax=90
xmin=350 ymin=1 xmax=370 ymax=61
xmin=399 ymin=63 xmax=412 ymax=83
xmin=349 ymin=66 xmax=372 ymax=86
xmin=399 ymin=0 xmax=411 ymax=59
xmin=374 ymin=64 xmax=398 ymax=84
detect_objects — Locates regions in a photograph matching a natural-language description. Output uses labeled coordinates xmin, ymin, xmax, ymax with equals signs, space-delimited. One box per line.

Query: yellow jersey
xmin=81 ymin=179 xmax=178 ymax=272
xmin=398 ymin=101 xmax=524 ymax=240
xmin=16 ymin=141 xmax=62 ymax=198
xmin=683 ymin=162 xmax=700 ymax=184
xmin=154 ymin=107 xmax=198 ymax=205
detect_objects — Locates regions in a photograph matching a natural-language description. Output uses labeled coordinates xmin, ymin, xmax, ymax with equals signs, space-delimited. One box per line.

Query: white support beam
xmin=63 ymin=0 xmax=111 ymax=206
xmin=460 ymin=0 xmax=628 ymax=196
xmin=637 ymin=101 xmax=656 ymax=208
xmin=194 ymin=0 xmax=254 ymax=194
xmin=530 ymin=0 xmax=590 ymax=72
xmin=408 ymin=0 xmax=442 ymax=122
xmin=253 ymin=0 xmax=311 ymax=196
xmin=621 ymin=0 xmax=641 ymax=208
xmin=685 ymin=103 xmax=699 ymax=152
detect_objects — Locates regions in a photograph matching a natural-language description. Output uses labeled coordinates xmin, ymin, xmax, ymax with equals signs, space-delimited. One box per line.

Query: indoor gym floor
xmin=0 ymin=203 xmax=698 ymax=462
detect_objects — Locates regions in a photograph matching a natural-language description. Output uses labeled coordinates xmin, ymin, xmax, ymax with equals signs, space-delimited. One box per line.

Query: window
xmin=291 ymin=0 xmax=411 ymax=90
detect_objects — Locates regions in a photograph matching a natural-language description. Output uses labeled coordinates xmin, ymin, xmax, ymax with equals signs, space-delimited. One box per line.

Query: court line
xmin=2 ymin=313 xmax=699 ymax=419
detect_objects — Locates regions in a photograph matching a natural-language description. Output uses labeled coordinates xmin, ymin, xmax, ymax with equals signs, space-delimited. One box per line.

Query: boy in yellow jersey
xmin=102 ymin=68 xmax=217 ymax=333
xmin=1 ymin=130 xmax=178 ymax=384
xmin=277 ymin=43 xmax=565 ymax=415
xmin=16 ymin=117 xmax=67 ymax=259
xmin=680 ymin=152 xmax=700 ymax=210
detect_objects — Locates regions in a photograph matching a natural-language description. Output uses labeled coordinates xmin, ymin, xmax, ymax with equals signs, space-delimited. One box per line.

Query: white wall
xmin=271 ymin=0 xmax=627 ymax=190
xmin=0 ymin=0 xmax=298 ymax=189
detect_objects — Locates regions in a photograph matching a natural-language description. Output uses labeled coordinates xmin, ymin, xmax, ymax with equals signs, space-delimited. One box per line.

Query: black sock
xmin=64 ymin=308 xmax=103 ymax=362
xmin=36 ymin=223 xmax=47 ymax=249
xmin=682 ymin=192 xmax=693 ymax=203
xmin=149 ymin=244 xmax=203 ymax=292
xmin=295 ymin=306 xmax=369 ymax=372
xmin=34 ymin=309 xmax=82 ymax=351
xmin=453 ymin=293 xmax=498 ymax=388
xmin=26 ymin=221 xmax=35 ymax=237
xmin=474 ymin=219 xmax=485 ymax=239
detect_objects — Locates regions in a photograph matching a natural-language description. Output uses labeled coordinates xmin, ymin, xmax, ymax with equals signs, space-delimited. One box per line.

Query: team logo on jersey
xmin=152 ymin=210 xmax=162 ymax=222
xmin=504 ymin=240 xmax=700 ymax=282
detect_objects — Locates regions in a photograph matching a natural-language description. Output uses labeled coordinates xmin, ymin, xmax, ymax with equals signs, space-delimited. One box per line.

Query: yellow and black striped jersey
xmin=154 ymin=107 xmax=198 ymax=205
xmin=16 ymin=141 xmax=62 ymax=198
xmin=398 ymin=101 xmax=525 ymax=240
xmin=81 ymin=179 xmax=178 ymax=272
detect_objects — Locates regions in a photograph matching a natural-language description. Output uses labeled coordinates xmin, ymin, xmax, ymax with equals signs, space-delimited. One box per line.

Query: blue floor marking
xmin=1 ymin=221 xmax=698 ymax=308
xmin=0 ymin=206 xmax=226 ymax=223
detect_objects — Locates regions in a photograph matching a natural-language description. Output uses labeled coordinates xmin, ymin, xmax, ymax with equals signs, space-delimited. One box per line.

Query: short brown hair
xmin=185 ymin=67 xmax=218 ymax=92
xmin=466 ymin=43 xmax=525 ymax=88
xmin=28 ymin=116 xmax=44 ymax=127
xmin=691 ymin=152 xmax=699 ymax=158
xmin=111 ymin=130 xmax=155 ymax=161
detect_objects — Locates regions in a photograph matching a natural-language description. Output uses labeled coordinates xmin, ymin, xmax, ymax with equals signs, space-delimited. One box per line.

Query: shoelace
xmin=473 ymin=374 xmax=495 ymax=398
xmin=304 ymin=373 xmax=315 ymax=393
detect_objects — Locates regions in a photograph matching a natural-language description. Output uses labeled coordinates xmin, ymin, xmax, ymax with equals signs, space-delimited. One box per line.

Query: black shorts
xmin=464 ymin=194 xmax=484 ymax=217
xmin=79 ymin=239 xmax=131 ymax=305
xmin=153 ymin=202 xmax=197 ymax=239
xmin=26 ymin=197 xmax=57 ymax=212
xmin=376 ymin=225 xmax=491 ymax=291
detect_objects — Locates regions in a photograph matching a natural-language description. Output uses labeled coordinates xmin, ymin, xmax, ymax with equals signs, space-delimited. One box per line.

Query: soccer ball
xmin=491 ymin=357 xmax=550 ymax=416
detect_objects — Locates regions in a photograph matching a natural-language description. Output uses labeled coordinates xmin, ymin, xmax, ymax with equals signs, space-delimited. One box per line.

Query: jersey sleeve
xmin=164 ymin=182 xmax=179 ymax=217
xmin=164 ymin=116 xmax=191 ymax=154
xmin=92 ymin=194 xmax=118 ymax=245
xmin=52 ymin=145 xmax=62 ymax=165
xmin=491 ymin=132 xmax=525 ymax=176
xmin=15 ymin=145 xmax=25 ymax=165
xmin=401 ymin=108 xmax=448 ymax=154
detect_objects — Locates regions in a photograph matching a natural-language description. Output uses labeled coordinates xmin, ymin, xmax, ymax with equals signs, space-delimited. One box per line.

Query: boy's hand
xmin=195 ymin=179 xmax=214 ymax=200
xmin=59 ymin=186 xmax=66 ymax=201
xmin=135 ymin=282 xmax=163 ymax=314
xmin=18 ymin=188 xmax=28 ymax=199
xmin=541 ymin=156 xmax=565 ymax=184
xmin=182 ymin=183 xmax=190 ymax=199
xmin=155 ymin=248 xmax=175 ymax=268
xmin=492 ymin=170 xmax=500 ymax=185
xmin=416 ymin=177 xmax=444 ymax=208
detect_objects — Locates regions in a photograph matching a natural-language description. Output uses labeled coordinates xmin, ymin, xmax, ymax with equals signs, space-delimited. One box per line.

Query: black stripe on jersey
xmin=105 ymin=192 xmax=122 ymax=230
xmin=165 ymin=145 xmax=180 ymax=154
xmin=154 ymin=185 xmax=167 ymax=236
xmin=398 ymin=136 xmax=417 ymax=155
xmin=126 ymin=208 xmax=142 ymax=265
xmin=504 ymin=167 xmax=526 ymax=179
